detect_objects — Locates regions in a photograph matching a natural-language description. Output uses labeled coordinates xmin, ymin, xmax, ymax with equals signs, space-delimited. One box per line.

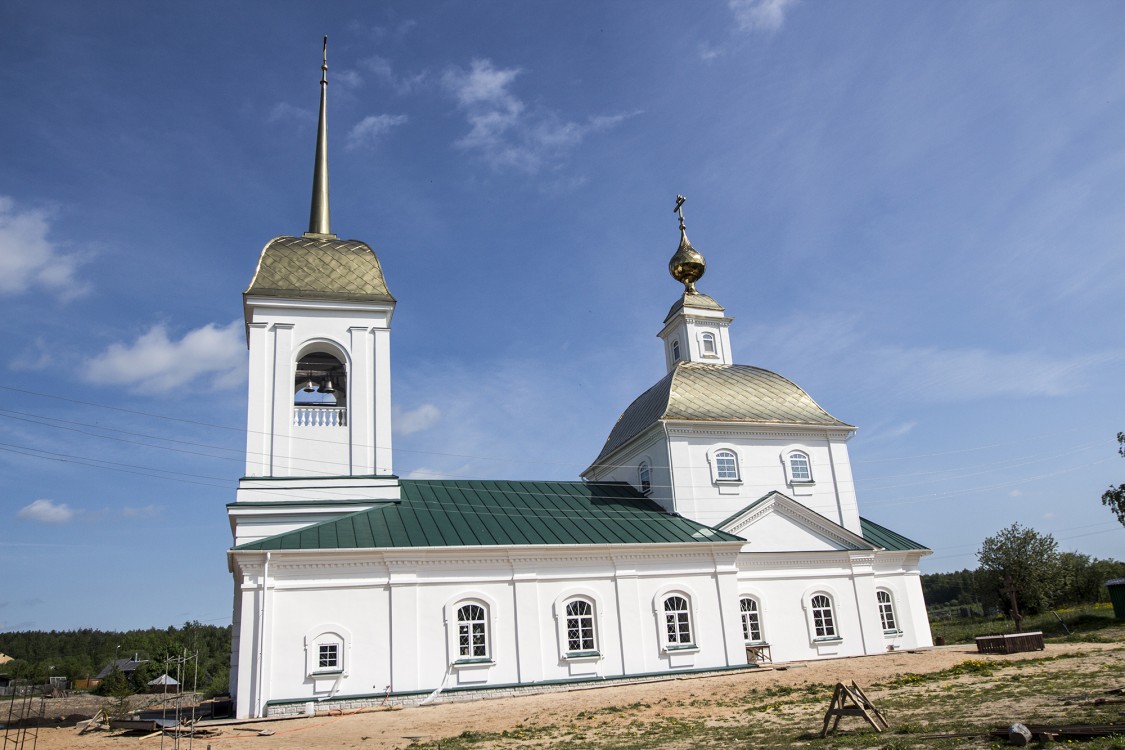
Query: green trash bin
xmin=1107 ymin=578 xmax=1125 ymax=620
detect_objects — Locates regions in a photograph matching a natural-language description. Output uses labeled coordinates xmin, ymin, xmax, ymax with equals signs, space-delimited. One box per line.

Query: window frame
xmin=809 ymin=593 xmax=839 ymax=640
xmin=699 ymin=331 xmax=718 ymax=358
xmin=662 ymin=594 xmax=695 ymax=650
xmin=671 ymin=339 xmax=681 ymax=362
xmin=563 ymin=598 xmax=598 ymax=656
xmin=877 ymin=589 xmax=899 ymax=634
xmin=781 ymin=448 xmax=815 ymax=486
xmin=714 ymin=450 xmax=739 ymax=482
xmin=638 ymin=461 xmax=652 ymax=495
xmin=456 ymin=602 xmax=490 ymax=661
xmin=739 ymin=597 xmax=764 ymax=644
xmin=304 ymin=625 xmax=350 ymax=678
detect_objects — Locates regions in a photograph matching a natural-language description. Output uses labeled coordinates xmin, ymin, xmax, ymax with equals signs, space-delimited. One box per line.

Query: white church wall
xmin=231 ymin=544 xmax=745 ymax=717
xmin=665 ymin=427 xmax=860 ymax=533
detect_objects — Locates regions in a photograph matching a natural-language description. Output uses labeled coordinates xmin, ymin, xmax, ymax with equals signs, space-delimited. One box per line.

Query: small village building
xmin=226 ymin=47 xmax=932 ymax=719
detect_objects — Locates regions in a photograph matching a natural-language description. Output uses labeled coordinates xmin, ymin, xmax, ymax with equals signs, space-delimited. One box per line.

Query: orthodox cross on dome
xmin=668 ymin=193 xmax=706 ymax=293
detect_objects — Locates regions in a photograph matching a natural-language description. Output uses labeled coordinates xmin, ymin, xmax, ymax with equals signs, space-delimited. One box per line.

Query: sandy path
xmin=26 ymin=642 xmax=1122 ymax=750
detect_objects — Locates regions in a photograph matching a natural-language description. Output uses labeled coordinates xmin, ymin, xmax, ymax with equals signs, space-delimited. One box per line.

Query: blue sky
xmin=1 ymin=1 xmax=1123 ymax=631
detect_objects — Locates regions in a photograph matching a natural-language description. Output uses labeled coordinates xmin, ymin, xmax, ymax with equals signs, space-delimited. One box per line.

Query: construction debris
xmin=820 ymin=681 xmax=889 ymax=737
xmin=990 ymin=723 xmax=1125 ymax=743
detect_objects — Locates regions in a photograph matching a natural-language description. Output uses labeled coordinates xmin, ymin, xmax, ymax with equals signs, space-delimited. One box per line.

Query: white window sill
xmin=883 ymin=629 xmax=903 ymax=636
xmin=563 ymin=650 xmax=602 ymax=662
xmin=812 ymin=636 xmax=842 ymax=644
xmin=663 ymin=644 xmax=699 ymax=654
xmin=452 ymin=658 xmax=494 ymax=669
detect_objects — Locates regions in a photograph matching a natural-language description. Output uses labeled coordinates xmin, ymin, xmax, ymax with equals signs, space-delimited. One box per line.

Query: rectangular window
xmin=318 ymin=642 xmax=339 ymax=670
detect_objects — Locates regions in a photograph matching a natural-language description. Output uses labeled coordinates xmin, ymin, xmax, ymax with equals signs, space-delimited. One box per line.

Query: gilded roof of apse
xmin=245 ymin=235 xmax=395 ymax=303
xmin=590 ymin=362 xmax=853 ymax=468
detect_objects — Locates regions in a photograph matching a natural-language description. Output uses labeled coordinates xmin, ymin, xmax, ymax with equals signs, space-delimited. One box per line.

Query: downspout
xmin=256 ymin=551 xmax=270 ymax=718
xmin=662 ymin=421 xmax=678 ymax=513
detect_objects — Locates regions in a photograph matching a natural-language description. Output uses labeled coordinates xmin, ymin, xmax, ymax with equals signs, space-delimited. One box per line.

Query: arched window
xmin=700 ymin=332 xmax=717 ymax=357
xmin=638 ymin=462 xmax=652 ymax=495
xmin=305 ymin=628 xmax=348 ymax=676
xmin=739 ymin=597 xmax=762 ymax=643
xmin=671 ymin=339 xmax=681 ymax=362
xmin=877 ymin=590 xmax=897 ymax=633
xmin=294 ymin=350 xmax=348 ymax=427
xmin=457 ymin=603 xmax=489 ymax=659
xmin=565 ymin=599 xmax=596 ymax=653
xmin=788 ymin=451 xmax=812 ymax=483
xmin=663 ymin=595 xmax=693 ymax=646
xmin=714 ymin=450 xmax=739 ymax=481
xmin=810 ymin=594 xmax=837 ymax=639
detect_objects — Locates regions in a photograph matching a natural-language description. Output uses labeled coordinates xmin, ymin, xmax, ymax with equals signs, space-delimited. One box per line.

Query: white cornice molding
xmin=245 ymin=296 xmax=395 ymax=316
xmin=666 ymin=424 xmax=855 ymax=439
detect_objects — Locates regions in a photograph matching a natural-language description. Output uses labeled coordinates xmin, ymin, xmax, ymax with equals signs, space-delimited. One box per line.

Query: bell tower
xmin=230 ymin=38 xmax=399 ymax=546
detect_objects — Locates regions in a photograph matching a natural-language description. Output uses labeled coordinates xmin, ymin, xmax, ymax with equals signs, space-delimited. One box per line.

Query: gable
xmin=717 ymin=492 xmax=874 ymax=552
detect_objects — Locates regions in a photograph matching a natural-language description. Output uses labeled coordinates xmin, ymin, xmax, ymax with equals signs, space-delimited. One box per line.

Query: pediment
xmin=717 ymin=492 xmax=874 ymax=552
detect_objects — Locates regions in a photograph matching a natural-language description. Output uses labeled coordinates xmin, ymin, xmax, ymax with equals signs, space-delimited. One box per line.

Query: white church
xmin=226 ymin=48 xmax=933 ymax=719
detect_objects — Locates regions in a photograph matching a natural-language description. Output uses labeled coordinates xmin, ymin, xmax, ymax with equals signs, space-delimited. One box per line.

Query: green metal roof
xmin=860 ymin=517 xmax=929 ymax=552
xmin=234 ymin=479 xmax=743 ymax=551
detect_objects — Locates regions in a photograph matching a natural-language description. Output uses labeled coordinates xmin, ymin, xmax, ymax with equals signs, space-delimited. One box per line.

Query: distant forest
xmin=0 ymin=621 xmax=230 ymax=696
xmin=922 ymin=553 xmax=1125 ymax=613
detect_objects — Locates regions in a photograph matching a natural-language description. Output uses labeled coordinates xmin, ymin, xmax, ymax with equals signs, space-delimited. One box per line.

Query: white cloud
xmin=17 ymin=499 xmax=75 ymax=523
xmin=394 ymin=403 xmax=442 ymax=435
xmin=1009 ymin=489 xmax=1024 ymax=497
xmin=346 ymin=114 xmax=409 ymax=150
xmin=9 ymin=338 xmax=53 ymax=372
xmin=729 ymin=0 xmax=798 ymax=32
xmin=85 ymin=320 xmax=246 ymax=394
xmin=361 ymin=55 xmax=430 ymax=94
xmin=267 ymin=102 xmax=315 ymax=127
xmin=442 ymin=59 xmax=635 ymax=173
xmin=0 ymin=197 xmax=88 ymax=300
xmin=335 ymin=69 xmax=363 ymax=92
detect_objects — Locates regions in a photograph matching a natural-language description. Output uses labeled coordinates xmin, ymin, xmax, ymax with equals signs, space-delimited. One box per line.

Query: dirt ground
xmin=19 ymin=642 xmax=1125 ymax=749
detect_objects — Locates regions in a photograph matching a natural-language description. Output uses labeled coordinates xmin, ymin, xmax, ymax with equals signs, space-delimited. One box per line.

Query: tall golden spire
xmin=306 ymin=36 xmax=334 ymax=238
xmin=668 ymin=194 xmax=706 ymax=293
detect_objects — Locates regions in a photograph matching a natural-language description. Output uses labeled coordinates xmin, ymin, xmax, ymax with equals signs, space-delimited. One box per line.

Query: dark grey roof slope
xmin=245 ymin=235 xmax=394 ymax=303
xmin=234 ymin=479 xmax=743 ymax=551
xmin=590 ymin=362 xmax=853 ymax=468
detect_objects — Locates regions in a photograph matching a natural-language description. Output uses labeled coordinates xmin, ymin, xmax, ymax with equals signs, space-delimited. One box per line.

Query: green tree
xmin=977 ymin=523 xmax=1060 ymax=629
xmin=1102 ymin=432 xmax=1125 ymax=526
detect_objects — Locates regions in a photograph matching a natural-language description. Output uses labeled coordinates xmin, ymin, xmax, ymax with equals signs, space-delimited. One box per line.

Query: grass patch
xmin=930 ymin=603 xmax=1120 ymax=644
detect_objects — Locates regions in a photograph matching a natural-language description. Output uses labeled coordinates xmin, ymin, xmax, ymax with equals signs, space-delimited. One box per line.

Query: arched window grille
xmin=663 ymin=595 xmax=692 ymax=645
xmin=456 ymin=603 xmax=489 ymax=658
xmin=877 ymin=590 xmax=897 ymax=632
xmin=739 ymin=597 xmax=762 ymax=642
xmin=565 ymin=599 xmax=596 ymax=653
xmin=810 ymin=594 xmax=837 ymax=639
xmin=714 ymin=450 xmax=739 ymax=481
xmin=639 ymin=462 xmax=652 ymax=495
xmin=788 ymin=451 xmax=812 ymax=482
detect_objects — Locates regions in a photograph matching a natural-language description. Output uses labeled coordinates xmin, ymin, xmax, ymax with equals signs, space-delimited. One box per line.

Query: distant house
xmin=95 ymin=655 xmax=148 ymax=681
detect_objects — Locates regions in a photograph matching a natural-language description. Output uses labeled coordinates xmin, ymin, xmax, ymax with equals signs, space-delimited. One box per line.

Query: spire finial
xmin=668 ymin=193 xmax=705 ymax=293
xmin=306 ymin=35 xmax=334 ymax=238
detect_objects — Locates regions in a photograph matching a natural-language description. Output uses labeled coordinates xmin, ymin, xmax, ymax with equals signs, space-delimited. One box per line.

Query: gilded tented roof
xmin=244 ymin=235 xmax=394 ymax=303
xmin=233 ymin=479 xmax=744 ymax=551
xmin=590 ymin=362 xmax=853 ymax=468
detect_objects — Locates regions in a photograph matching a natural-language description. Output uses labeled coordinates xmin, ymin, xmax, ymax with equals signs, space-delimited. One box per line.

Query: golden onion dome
xmin=668 ymin=194 xmax=706 ymax=293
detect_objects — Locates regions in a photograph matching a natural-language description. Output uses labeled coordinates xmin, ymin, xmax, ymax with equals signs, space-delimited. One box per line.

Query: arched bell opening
xmin=293 ymin=351 xmax=348 ymax=427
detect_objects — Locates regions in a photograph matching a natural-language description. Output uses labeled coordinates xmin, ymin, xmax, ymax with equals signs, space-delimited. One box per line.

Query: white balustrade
xmin=293 ymin=405 xmax=347 ymax=427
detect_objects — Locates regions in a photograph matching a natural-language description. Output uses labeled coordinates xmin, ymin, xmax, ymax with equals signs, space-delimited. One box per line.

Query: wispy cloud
xmin=729 ymin=0 xmax=798 ymax=32
xmin=0 ymin=197 xmax=88 ymax=300
xmin=442 ymin=59 xmax=635 ymax=173
xmin=9 ymin=338 xmax=53 ymax=372
xmin=346 ymin=113 xmax=409 ymax=150
xmin=84 ymin=320 xmax=245 ymax=394
xmin=17 ymin=499 xmax=75 ymax=523
xmin=394 ymin=403 xmax=442 ymax=435
xmin=360 ymin=55 xmax=430 ymax=95
xmin=267 ymin=102 xmax=315 ymax=128
xmin=121 ymin=505 xmax=160 ymax=519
